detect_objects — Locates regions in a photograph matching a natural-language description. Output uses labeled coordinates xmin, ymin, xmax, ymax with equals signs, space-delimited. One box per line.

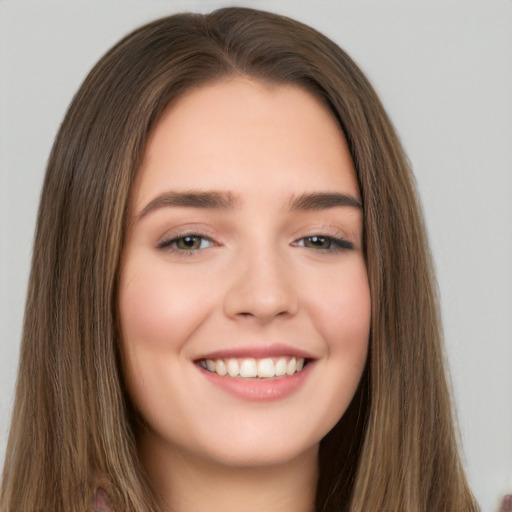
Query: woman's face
xmin=118 ymin=78 xmax=370 ymax=469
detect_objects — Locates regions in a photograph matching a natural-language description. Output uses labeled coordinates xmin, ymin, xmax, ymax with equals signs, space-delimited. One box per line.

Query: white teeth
xmin=257 ymin=358 xmax=275 ymax=378
xmin=286 ymin=357 xmax=297 ymax=376
xmin=239 ymin=358 xmax=258 ymax=378
xmin=216 ymin=359 xmax=228 ymax=376
xmin=200 ymin=356 xmax=306 ymax=379
xmin=227 ymin=358 xmax=239 ymax=377
xmin=275 ymin=358 xmax=287 ymax=377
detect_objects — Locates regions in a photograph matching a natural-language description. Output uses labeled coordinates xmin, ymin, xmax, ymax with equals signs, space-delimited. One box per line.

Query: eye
xmin=295 ymin=235 xmax=354 ymax=251
xmin=158 ymin=234 xmax=213 ymax=251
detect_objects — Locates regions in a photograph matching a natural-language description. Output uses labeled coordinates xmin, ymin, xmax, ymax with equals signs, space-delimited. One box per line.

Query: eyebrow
xmin=288 ymin=192 xmax=362 ymax=211
xmin=136 ymin=189 xmax=362 ymax=220
xmin=136 ymin=190 xmax=239 ymax=219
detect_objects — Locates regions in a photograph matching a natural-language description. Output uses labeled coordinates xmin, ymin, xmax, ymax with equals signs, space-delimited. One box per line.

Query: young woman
xmin=0 ymin=7 xmax=479 ymax=512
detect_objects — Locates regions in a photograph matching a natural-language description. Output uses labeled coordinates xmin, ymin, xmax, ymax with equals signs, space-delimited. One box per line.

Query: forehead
xmin=132 ymin=78 xmax=359 ymax=211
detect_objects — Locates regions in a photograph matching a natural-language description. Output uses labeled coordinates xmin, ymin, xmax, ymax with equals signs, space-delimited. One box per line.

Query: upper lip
xmin=194 ymin=343 xmax=317 ymax=361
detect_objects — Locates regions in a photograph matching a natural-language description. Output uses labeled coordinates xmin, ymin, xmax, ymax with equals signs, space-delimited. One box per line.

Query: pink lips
xmin=195 ymin=342 xmax=315 ymax=361
xmin=195 ymin=343 xmax=315 ymax=402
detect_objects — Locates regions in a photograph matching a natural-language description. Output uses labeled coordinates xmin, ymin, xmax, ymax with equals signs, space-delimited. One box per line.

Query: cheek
xmin=118 ymin=256 xmax=215 ymax=352
xmin=305 ymin=261 xmax=370 ymax=432
xmin=308 ymin=259 xmax=371 ymax=358
xmin=117 ymin=255 xmax=216 ymax=429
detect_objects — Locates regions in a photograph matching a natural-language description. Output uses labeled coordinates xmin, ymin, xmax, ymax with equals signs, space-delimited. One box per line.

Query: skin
xmin=118 ymin=78 xmax=371 ymax=512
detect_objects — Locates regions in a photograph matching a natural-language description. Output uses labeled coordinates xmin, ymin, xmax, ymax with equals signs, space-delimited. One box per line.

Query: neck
xmin=138 ymin=435 xmax=318 ymax=512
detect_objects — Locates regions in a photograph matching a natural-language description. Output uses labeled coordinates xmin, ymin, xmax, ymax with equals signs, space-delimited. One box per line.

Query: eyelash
xmin=157 ymin=232 xmax=354 ymax=255
xmin=157 ymin=233 xmax=215 ymax=253
xmin=292 ymin=235 xmax=354 ymax=252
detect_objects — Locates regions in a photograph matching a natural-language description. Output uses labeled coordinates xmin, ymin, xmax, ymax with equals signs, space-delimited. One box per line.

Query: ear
xmin=92 ymin=487 xmax=113 ymax=512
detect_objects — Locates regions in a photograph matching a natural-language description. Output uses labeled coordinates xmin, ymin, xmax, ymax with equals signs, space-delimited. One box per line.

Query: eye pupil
xmin=178 ymin=236 xmax=201 ymax=250
xmin=307 ymin=236 xmax=330 ymax=249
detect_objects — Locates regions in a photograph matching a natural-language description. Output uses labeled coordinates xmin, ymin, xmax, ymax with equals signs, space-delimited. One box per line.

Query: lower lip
xmin=198 ymin=363 xmax=314 ymax=402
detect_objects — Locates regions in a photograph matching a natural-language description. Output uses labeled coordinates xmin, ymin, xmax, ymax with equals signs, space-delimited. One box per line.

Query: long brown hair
xmin=1 ymin=8 xmax=478 ymax=512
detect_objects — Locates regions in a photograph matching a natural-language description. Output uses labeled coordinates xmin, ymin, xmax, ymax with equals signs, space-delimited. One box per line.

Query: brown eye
xmin=176 ymin=236 xmax=204 ymax=250
xmin=295 ymin=235 xmax=354 ymax=251
xmin=303 ymin=236 xmax=332 ymax=249
xmin=158 ymin=234 xmax=213 ymax=252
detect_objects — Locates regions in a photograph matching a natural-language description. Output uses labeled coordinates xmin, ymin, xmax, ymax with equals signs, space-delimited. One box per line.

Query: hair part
xmin=1 ymin=8 xmax=478 ymax=512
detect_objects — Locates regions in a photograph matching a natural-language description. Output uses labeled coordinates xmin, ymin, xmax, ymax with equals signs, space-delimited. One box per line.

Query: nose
xmin=223 ymin=247 xmax=299 ymax=323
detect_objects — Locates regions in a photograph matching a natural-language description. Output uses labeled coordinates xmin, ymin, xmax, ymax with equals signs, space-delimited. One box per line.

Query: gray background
xmin=0 ymin=1 xmax=511 ymax=510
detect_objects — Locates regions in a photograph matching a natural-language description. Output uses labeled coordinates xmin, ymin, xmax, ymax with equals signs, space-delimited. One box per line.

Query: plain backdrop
xmin=0 ymin=1 xmax=511 ymax=510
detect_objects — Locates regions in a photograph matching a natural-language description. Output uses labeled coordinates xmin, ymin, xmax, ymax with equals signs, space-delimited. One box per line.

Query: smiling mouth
xmin=198 ymin=357 xmax=309 ymax=379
